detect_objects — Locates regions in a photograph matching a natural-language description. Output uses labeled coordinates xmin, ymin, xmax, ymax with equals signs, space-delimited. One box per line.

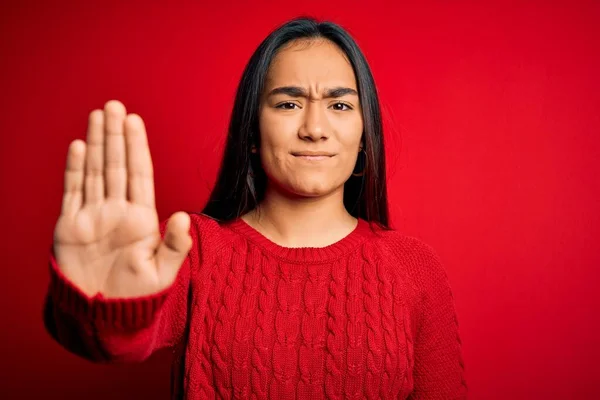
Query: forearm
xmin=43 ymin=251 xmax=190 ymax=363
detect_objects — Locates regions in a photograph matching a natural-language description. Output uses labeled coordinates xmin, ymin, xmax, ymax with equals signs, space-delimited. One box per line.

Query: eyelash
xmin=276 ymin=102 xmax=353 ymax=111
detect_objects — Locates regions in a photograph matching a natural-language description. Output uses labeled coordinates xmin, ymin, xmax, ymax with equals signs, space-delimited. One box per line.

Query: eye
xmin=331 ymin=102 xmax=352 ymax=111
xmin=276 ymin=102 xmax=299 ymax=110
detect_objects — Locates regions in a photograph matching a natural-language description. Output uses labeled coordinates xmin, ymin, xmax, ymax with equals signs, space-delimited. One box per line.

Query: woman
xmin=44 ymin=17 xmax=467 ymax=399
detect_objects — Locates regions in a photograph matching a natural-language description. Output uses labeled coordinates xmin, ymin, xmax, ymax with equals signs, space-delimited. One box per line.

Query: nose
xmin=298 ymin=102 xmax=330 ymax=141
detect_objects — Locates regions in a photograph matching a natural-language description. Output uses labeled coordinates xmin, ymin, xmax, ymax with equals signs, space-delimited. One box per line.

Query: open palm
xmin=52 ymin=100 xmax=192 ymax=298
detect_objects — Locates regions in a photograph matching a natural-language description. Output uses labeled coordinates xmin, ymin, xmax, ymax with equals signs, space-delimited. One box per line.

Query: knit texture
xmin=44 ymin=213 xmax=467 ymax=399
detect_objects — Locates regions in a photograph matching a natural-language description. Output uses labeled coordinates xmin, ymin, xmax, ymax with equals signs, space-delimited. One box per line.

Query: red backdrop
xmin=1 ymin=1 xmax=599 ymax=398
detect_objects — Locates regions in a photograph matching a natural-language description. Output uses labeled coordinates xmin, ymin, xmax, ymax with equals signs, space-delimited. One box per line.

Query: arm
xmin=408 ymin=245 xmax=468 ymax=399
xmin=43 ymin=218 xmax=193 ymax=363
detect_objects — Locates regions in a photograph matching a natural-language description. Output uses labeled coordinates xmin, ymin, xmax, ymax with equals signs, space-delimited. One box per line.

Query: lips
xmin=291 ymin=151 xmax=335 ymax=161
xmin=291 ymin=151 xmax=335 ymax=157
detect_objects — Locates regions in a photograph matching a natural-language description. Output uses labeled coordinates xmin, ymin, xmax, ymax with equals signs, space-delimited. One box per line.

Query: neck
xmin=242 ymin=184 xmax=357 ymax=248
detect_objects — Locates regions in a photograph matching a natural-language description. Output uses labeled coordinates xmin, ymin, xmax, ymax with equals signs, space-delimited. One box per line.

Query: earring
xmin=352 ymin=148 xmax=366 ymax=177
xmin=249 ymin=145 xmax=258 ymax=177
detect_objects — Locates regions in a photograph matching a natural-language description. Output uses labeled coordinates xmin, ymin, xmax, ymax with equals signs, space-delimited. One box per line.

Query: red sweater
xmin=44 ymin=214 xmax=467 ymax=399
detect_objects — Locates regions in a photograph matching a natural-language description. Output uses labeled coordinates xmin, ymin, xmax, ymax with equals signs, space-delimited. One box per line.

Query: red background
xmin=1 ymin=1 xmax=599 ymax=398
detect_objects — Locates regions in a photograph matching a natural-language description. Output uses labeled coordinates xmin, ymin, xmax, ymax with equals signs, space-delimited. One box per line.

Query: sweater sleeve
xmin=42 ymin=217 xmax=195 ymax=363
xmin=406 ymin=241 xmax=468 ymax=400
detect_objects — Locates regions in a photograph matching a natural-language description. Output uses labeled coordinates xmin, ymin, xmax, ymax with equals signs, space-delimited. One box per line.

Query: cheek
xmin=258 ymin=137 xmax=293 ymax=181
xmin=258 ymin=112 xmax=295 ymax=152
xmin=339 ymin=127 xmax=363 ymax=165
xmin=261 ymin=151 xmax=288 ymax=177
xmin=335 ymin=111 xmax=363 ymax=142
xmin=258 ymin=112 xmax=297 ymax=174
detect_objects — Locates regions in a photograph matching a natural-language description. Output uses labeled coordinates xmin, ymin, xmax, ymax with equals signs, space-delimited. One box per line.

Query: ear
xmin=251 ymin=144 xmax=258 ymax=154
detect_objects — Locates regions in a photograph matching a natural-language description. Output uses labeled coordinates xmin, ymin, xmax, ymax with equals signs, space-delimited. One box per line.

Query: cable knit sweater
xmin=43 ymin=213 xmax=467 ymax=399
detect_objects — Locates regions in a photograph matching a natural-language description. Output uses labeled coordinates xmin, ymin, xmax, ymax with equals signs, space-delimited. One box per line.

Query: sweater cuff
xmin=48 ymin=248 xmax=171 ymax=332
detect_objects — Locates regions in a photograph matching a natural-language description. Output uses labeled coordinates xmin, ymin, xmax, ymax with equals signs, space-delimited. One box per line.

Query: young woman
xmin=44 ymin=17 xmax=467 ymax=399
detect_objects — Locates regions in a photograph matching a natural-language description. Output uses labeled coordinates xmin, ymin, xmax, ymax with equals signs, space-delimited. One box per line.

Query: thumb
xmin=155 ymin=211 xmax=193 ymax=286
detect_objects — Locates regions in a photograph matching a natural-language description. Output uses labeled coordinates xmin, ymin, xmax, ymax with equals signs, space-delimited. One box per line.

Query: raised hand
xmin=52 ymin=100 xmax=192 ymax=298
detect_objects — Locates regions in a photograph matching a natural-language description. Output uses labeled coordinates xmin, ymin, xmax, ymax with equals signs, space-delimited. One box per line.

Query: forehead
xmin=265 ymin=39 xmax=357 ymax=89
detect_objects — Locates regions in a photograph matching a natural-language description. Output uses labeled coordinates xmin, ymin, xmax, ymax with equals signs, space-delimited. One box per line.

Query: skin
xmin=242 ymin=38 xmax=364 ymax=248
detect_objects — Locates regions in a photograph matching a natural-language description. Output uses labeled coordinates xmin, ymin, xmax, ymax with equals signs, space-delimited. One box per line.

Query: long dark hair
xmin=201 ymin=16 xmax=389 ymax=227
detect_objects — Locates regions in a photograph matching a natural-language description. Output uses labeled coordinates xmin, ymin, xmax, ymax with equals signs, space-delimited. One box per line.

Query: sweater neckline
xmin=225 ymin=217 xmax=372 ymax=263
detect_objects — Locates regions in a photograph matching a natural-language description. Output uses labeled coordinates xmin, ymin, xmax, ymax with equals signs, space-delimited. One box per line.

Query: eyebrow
xmin=267 ymin=86 xmax=359 ymax=99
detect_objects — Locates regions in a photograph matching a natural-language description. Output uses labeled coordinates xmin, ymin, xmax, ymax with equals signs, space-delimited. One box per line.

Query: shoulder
xmin=159 ymin=212 xmax=224 ymax=240
xmin=368 ymin=226 xmax=450 ymax=292
xmin=189 ymin=212 xmax=224 ymax=235
xmin=188 ymin=213 xmax=234 ymax=253
xmin=159 ymin=212 xmax=233 ymax=263
xmin=376 ymin=228 xmax=443 ymax=268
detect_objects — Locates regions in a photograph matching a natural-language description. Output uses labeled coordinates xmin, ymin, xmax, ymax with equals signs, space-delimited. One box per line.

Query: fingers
xmin=61 ymin=140 xmax=86 ymax=216
xmin=104 ymin=101 xmax=128 ymax=200
xmin=81 ymin=100 xmax=152 ymax=209
xmin=84 ymin=109 xmax=105 ymax=205
xmin=125 ymin=114 xmax=156 ymax=208
xmin=155 ymin=212 xmax=193 ymax=287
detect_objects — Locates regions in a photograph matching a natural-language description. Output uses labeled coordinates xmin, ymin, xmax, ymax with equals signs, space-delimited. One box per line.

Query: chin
xmin=293 ymin=188 xmax=328 ymax=198
xmin=287 ymin=180 xmax=338 ymax=198
xmin=266 ymin=170 xmax=344 ymax=198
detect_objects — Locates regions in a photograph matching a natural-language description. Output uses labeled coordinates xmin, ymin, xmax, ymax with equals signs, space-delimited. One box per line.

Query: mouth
xmin=291 ymin=151 xmax=336 ymax=160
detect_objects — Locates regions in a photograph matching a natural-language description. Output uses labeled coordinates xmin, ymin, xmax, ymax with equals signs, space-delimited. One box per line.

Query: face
xmin=257 ymin=38 xmax=364 ymax=198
